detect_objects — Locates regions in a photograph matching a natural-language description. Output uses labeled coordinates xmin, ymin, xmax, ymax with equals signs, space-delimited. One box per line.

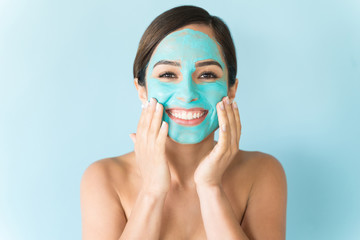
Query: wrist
xmin=195 ymin=182 xmax=223 ymax=192
xmin=140 ymin=188 xmax=169 ymax=199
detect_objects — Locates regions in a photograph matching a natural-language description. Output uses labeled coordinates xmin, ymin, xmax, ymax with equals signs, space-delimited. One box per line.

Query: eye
xmin=159 ymin=71 xmax=177 ymax=79
xmin=199 ymin=71 xmax=219 ymax=79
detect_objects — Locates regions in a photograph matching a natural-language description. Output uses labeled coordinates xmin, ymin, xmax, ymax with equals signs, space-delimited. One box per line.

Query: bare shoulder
xmin=231 ymin=149 xmax=287 ymax=201
xmin=80 ymin=152 xmax=135 ymax=240
xmin=82 ymin=151 xmax=135 ymax=174
xmin=230 ymin=150 xmax=285 ymax=173
xmin=247 ymin=151 xmax=286 ymax=178
xmin=81 ymin=152 xmax=137 ymax=186
xmin=247 ymin=151 xmax=287 ymax=197
xmin=226 ymin=150 xmax=286 ymax=182
xmin=236 ymin=150 xmax=287 ymax=240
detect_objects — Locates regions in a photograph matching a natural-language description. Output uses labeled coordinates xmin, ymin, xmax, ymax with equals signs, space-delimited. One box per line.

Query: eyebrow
xmin=196 ymin=60 xmax=222 ymax=70
xmin=153 ymin=60 xmax=223 ymax=70
xmin=153 ymin=60 xmax=180 ymax=68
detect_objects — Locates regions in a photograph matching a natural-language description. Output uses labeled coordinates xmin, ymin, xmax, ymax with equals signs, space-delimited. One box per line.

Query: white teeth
xmin=169 ymin=110 xmax=206 ymax=120
xmin=181 ymin=112 xmax=186 ymax=119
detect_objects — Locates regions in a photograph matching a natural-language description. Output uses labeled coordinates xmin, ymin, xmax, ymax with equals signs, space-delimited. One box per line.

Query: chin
xmin=169 ymin=132 xmax=212 ymax=145
xmin=169 ymin=136 xmax=202 ymax=145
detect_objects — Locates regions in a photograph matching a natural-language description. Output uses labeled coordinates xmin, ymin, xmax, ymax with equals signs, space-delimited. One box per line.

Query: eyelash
xmin=159 ymin=71 xmax=219 ymax=79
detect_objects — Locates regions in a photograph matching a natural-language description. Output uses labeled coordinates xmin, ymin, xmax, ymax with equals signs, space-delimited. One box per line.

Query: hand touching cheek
xmin=194 ymin=96 xmax=241 ymax=187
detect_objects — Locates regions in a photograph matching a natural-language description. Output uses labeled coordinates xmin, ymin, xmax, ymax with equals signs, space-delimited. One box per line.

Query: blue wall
xmin=1 ymin=0 xmax=359 ymax=239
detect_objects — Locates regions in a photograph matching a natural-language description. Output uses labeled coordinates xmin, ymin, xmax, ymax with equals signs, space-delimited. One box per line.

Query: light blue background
xmin=0 ymin=0 xmax=359 ymax=239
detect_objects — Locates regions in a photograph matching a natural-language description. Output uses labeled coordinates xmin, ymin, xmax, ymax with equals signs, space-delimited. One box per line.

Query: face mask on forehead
xmin=146 ymin=28 xmax=228 ymax=144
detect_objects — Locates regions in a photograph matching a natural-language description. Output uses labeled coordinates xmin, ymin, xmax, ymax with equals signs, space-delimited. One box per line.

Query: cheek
xmin=147 ymin=78 xmax=175 ymax=103
xmin=198 ymin=81 xmax=228 ymax=106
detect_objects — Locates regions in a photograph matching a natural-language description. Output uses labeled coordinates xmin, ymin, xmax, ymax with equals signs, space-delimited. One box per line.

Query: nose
xmin=177 ymin=96 xmax=198 ymax=102
xmin=176 ymin=75 xmax=199 ymax=103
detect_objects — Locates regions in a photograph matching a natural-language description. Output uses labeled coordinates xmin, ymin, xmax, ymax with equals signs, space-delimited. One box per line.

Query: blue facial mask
xmin=146 ymin=28 xmax=228 ymax=144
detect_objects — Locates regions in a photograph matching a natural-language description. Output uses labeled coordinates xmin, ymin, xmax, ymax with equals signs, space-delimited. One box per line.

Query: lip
xmin=165 ymin=107 xmax=208 ymax=126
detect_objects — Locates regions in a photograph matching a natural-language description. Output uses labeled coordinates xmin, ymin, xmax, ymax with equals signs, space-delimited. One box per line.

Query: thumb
xmin=129 ymin=133 xmax=136 ymax=144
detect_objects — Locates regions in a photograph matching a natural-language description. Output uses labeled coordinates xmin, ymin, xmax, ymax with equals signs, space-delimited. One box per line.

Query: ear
xmin=134 ymin=78 xmax=148 ymax=104
xmin=228 ymin=78 xmax=238 ymax=102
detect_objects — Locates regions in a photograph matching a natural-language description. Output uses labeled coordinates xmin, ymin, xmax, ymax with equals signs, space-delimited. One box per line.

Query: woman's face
xmin=145 ymin=26 xmax=228 ymax=144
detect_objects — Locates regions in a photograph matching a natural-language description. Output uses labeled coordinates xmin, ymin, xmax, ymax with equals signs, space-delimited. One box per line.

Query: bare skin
xmin=80 ymin=24 xmax=287 ymax=240
xmin=80 ymin=148 xmax=286 ymax=239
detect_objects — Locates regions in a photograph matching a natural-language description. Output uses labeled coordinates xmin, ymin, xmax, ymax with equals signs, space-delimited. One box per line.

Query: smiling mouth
xmin=165 ymin=108 xmax=208 ymax=126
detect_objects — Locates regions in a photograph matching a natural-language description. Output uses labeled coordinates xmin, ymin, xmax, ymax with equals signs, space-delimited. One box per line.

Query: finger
xmin=129 ymin=133 xmax=136 ymax=144
xmin=156 ymin=121 xmax=168 ymax=151
xmin=142 ymin=98 xmax=157 ymax=140
xmin=216 ymin=98 xmax=229 ymax=156
xmin=232 ymin=100 xmax=242 ymax=144
xmin=223 ymin=96 xmax=238 ymax=151
xmin=148 ymin=102 xmax=164 ymax=141
xmin=136 ymin=100 xmax=149 ymax=139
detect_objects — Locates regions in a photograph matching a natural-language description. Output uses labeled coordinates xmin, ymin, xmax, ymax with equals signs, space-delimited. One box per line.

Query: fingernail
xmin=156 ymin=102 xmax=160 ymax=112
xmin=219 ymin=101 xmax=225 ymax=110
xmin=144 ymin=101 xmax=149 ymax=108
xmin=233 ymin=101 xmax=238 ymax=109
xmin=161 ymin=121 xmax=167 ymax=128
xmin=225 ymin=96 xmax=230 ymax=104
xmin=221 ymin=124 xmax=226 ymax=132
xmin=150 ymin=98 xmax=156 ymax=106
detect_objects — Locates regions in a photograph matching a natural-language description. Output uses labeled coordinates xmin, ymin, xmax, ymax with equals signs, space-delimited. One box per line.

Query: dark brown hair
xmin=133 ymin=5 xmax=237 ymax=87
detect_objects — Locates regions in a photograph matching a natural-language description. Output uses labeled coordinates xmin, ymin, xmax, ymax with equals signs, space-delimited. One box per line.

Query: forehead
xmin=148 ymin=28 xmax=225 ymax=69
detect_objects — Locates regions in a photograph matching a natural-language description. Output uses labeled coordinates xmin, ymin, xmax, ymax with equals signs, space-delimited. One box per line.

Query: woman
xmin=80 ymin=5 xmax=287 ymax=240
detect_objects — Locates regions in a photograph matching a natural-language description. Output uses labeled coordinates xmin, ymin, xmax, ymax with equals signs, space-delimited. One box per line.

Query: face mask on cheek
xmin=146 ymin=29 xmax=228 ymax=144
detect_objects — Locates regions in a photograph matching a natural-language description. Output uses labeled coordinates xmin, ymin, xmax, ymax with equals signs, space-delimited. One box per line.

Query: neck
xmin=165 ymin=131 xmax=216 ymax=190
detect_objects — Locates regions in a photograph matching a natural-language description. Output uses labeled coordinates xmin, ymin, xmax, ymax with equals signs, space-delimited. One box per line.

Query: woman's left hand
xmin=194 ymin=96 xmax=242 ymax=187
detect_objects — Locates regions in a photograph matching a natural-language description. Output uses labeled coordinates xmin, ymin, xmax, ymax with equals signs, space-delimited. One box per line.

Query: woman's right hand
xmin=129 ymin=98 xmax=171 ymax=196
